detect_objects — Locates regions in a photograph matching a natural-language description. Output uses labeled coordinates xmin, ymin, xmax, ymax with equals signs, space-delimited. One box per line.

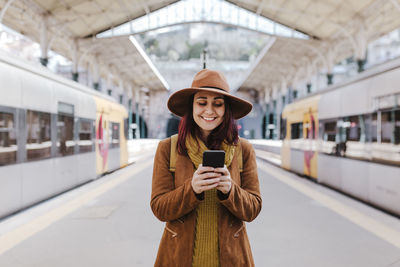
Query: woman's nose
xmin=204 ymin=104 xmax=214 ymax=114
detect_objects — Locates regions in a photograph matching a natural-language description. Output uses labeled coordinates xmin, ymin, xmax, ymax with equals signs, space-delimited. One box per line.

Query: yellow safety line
xmin=258 ymin=162 xmax=400 ymax=249
xmin=0 ymin=160 xmax=153 ymax=255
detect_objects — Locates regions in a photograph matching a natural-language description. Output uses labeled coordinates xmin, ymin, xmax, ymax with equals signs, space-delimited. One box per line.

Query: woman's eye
xmin=198 ymin=102 xmax=206 ymax=106
xmin=214 ymin=103 xmax=224 ymax=107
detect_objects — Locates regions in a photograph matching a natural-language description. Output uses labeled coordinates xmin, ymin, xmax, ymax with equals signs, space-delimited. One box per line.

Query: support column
xmin=280 ymin=81 xmax=288 ymax=140
xmin=128 ymin=98 xmax=133 ymax=139
xmin=264 ymin=88 xmax=270 ymax=139
xmin=357 ymin=59 xmax=367 ymax=73
xmin=354 ymin=19 xmax=368 ymax=73
xmin=306 ymin=83 xmax=312 ymax=94
xmin=91 ymin=55 xmax=100 ymax=90
xmin=128 ymin=84 xmax=133 ymax=140
xmin=280 ymin=81 xmax=288 ymax=108
xmin=265 ymin=103 xmax=270 ymax=139
xmin=141 ymin=107 xmax=145 ymax=138
xmin=39 ymin=15 xmax=49 ymax=67
xmin=304 ymin=62 xmax=314 ymax=94
xmin=325 ymin=47 xmax=336 ymax=85
xmin=106 ymin=73 xmax=113 ymax=96
xmin=287 ymin=87 xmax=292 ymax=104
xmin=272 ymin=99 xmax=277 ymax=140
xmin=135 ymin=89 xmax=141 ymax=139
xmin=71 ymin=39 xmax=79 ymax=82
xmin=118 ymin=80 xmax=124 ymax=104
xmin=272 ymin=86 xmax=279 ymax=140
xmin=327 ymin=73 xmax=334 ymax=85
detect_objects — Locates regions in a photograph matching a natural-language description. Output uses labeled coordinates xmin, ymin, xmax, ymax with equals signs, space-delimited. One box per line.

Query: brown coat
xmin=151 ymin=137 xmax=262 ymax=267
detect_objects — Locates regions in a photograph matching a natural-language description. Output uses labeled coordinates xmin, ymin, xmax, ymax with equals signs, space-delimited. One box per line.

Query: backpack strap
xmin=238 ymin=138 xmax=243 ymax=173
xmin=169 ymin=134 xmax=178 ymax=172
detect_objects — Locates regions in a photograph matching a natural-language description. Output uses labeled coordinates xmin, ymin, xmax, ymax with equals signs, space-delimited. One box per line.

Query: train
xmin=280 ymin=56 xmax=400 ymax=216
xmin=0 ymin=51 xmax=129 ymax=219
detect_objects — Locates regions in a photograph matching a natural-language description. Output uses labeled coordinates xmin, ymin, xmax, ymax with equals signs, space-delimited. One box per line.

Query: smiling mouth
xmin=201 ymin=116 xmax=217 ymax=122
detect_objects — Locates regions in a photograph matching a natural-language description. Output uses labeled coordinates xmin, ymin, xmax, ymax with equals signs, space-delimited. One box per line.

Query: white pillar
xmin=354 ymin=18 xmax=369 ymax=72
xmin=118 ymin=79 xmax=124 ymax=104
xmin=106 ymin=73 xmax=113 ymax=96
xmin=135 ymin=88 xmax=141 ymax=139
xmin=91 ymin=55 xmax=100 ymax=90
xmin=71 ymin=39 xmax=79 ymax=81
xmin=40 ymin=15 xmax=49 ymax=66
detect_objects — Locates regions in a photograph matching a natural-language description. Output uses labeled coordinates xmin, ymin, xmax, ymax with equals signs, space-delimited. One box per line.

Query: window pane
xmin=26 ymin=110 xmax=51 ymax=161
xmin=346 ymin=116 xmax=360 ymax=141
xmin=280 ymin=117 xmax=286 ymax=139
xmin=371 ymin=113 xmax=378 ymax=142
xmin=324 ymin=121 xmax=336 ymax=142
xmin=79 ymin=120 xmax=94 ymax=153
xmin=319 ymin=120 xmax=337 ymax=155
xmin=381 ymin=111 xmax=393 ymax=143
xmin=57 ymin=114 xmax=74 ymax=156
xmin=291 ymin=122 xmax=303 ymax=139
xmin=111 ymin=123 xmax=120 ymax=148
xmin=124 ymin=118 xmax=129 ymax=140
xmin=0 ymin=112 xmax=17 ymax=165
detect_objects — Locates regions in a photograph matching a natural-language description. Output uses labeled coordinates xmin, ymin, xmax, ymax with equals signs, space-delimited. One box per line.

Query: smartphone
xmin=202 ymin=150 xmax=225 ymax=168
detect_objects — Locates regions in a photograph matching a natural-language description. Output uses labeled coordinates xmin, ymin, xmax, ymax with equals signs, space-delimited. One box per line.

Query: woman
xmin=151 ymin=69 xmax=262 ymax=267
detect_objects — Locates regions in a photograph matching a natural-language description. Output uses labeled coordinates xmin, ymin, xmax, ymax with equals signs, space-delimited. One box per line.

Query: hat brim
xmin=167 ymin=87 xmax=252 ymax=120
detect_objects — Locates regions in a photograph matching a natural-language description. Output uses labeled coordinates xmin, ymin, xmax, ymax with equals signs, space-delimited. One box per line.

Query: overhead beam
xmin=0 ymin=0 xmax=17 ymax=26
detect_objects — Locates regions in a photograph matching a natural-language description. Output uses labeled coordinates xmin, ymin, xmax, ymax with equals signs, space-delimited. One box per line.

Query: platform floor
xmin=0 ymin=151 xmax=400 ymax=267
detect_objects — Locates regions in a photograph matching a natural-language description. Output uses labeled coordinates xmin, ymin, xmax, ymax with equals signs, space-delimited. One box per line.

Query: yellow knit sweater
xmin=192 ymin=188 xmax=220 ymax=267
xmin=185 ymin=135 xmax=235 ymax=267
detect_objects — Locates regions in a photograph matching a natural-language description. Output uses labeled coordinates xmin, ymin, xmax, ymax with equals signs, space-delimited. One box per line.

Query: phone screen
xmin=203 ymin=150 xmax=225 ymax=168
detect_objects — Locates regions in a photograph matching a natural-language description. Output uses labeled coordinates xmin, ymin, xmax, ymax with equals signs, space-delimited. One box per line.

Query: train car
xmin=281 ymin=57 xmax=400 ymax=216
xmin=0 ymin=51 xmax=128 ymax=218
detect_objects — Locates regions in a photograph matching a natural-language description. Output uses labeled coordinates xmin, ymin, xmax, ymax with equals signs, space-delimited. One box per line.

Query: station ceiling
xmin=1 ymin=0 xmax=400 ymax=95
xmin=230 ymin=0 xmax=400 ymax=92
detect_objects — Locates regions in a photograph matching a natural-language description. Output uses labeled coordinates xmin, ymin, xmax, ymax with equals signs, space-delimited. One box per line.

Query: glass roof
xmin=97 ymin=0 xmax=309 ymax=39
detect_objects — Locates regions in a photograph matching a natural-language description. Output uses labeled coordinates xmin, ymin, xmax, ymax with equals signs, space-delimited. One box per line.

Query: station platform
xmin=0 ymin=145 xmax=399 ymax=267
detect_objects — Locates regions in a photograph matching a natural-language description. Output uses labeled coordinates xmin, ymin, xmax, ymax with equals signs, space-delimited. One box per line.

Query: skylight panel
xmin=96 ymin=0 xmax=309 ymax=40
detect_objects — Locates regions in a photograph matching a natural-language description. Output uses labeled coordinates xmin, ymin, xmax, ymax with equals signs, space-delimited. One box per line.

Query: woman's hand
xmin=191 ymin=164 xmax=221 ymax=194
xmin=215 ymin=165 xmax=232 ymax=194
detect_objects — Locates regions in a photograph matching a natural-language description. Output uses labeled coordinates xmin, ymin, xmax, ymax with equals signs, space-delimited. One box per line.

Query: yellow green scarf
xmin=186 ymin=134 xmax=236 ymax=267
xmin=185 ymin=134 xmax=236 ymax=169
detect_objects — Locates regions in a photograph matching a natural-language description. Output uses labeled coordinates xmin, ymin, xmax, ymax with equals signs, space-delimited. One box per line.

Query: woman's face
xmin=193 ymin=91 xmax=225 ymax=138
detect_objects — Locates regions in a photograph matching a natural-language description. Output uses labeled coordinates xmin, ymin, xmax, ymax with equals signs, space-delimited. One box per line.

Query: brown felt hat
xmin=167 ymin=69 xmax=252 ymax=119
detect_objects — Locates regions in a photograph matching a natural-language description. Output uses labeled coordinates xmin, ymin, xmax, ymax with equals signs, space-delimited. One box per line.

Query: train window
xmin=57 ymin=114 xmax=74 ymax=156
xmin=323 ymin=121 xmax=336 ymax=142
xmin=111 ymin=122 xmax=120 ymax=148
xmin=364 ymin=114 xmax=373 ymax=143
xmin=280 ymin=117 xmax=286 ymax=139
xmin=0 ymin=112 xmax=17 ymax=165
xmin=57 ymin=103 xmax=74 ymax=157
xmin=381 ymin=111 xmax=393 ymax=143
xmin=371 ymin=113 xmax=378 ymax=142
xmin=291 ymin=122 xmax=303 ymax=139
xmin=26 ymin=110 xmax=51 ymax=161
xmin=78 ymin=120 xmax=94 ymax=153
xmin=124 ymin=118 xmax=129 ymax=140
xmin=346 ymin=116 xmax=361 ymax=141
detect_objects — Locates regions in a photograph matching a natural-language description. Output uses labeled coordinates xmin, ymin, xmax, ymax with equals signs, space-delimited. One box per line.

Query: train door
xmin=303 ymin=108 xmax=318 ymax=178
xmin=281 ymin=113 xmax=291 ymax=170
xmin=96 ymin=110 xmax=110 ymax=175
